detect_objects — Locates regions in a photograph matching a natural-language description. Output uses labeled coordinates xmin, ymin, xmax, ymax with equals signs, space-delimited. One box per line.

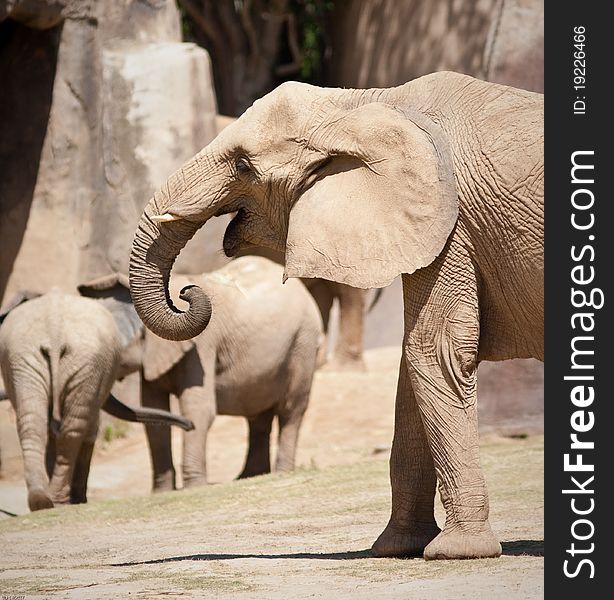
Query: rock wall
xmin=483 ymin=0 xmax=544 ymax=92
xmin=326 ymin=0 xmax=543 ymax=93
xmin=0 ymin=0 xmax=228 ymax=306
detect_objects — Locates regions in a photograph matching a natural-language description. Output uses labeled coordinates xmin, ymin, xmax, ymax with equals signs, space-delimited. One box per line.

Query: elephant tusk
xmin=151 ymin=213 xmax=180 ymax=223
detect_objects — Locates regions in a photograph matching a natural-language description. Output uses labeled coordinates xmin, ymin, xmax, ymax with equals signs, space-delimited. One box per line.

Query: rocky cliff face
xmin=0 ymin=0 xmax=228 ymax=304
xmin=326 ymin=0 xmax=543 ymax=93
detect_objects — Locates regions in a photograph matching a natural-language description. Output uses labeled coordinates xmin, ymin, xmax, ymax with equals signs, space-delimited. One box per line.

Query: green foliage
xmin=180 ymin=8 xmax=195 ymax=43
xmin=291 ymin=0 xmax=336 ymax=81
xmin=102 ymin=421 xmax=129 ymax=444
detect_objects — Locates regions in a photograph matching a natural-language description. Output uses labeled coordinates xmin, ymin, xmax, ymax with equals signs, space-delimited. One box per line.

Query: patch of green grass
xmin=165 ymin=573 xmax=253 ymax=593
xmin=0 ymin=566 xmax=254 ymax=595
xmin=0 ymin=576 xmax=59 ymax=594
xmin=102 ymin=421 xmax=129 ymax=444
xmin=324 ymin=555 xmax=508 ymax=582
xmin=0 ymin=459 xmax=390 ymax=533
xmin=0 ymin=573 xmax=126 ymax=595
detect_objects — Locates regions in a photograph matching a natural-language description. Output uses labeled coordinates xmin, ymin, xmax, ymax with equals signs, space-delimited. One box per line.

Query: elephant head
xmin=130 ymin=81 xmax=458 ymax=341
xmin=78 ymin=273 xmax=141 ymax=346
xmin=77 ymin=272 xmax=196 ymax=382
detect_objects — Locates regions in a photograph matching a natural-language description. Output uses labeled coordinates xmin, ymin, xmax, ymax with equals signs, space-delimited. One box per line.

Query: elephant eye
xmin=235 ymin=156 xmax=252 ymax=177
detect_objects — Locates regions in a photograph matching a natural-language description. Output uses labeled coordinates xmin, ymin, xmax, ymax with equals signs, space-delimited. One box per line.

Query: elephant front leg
xmin=176 ymin=350 xmax=216 ymax=488
xmin=179 ymin=384 xmax=214 ymax=488
xmin=404 ymin=271 xmax=501 ymax=560
xmin=371 ymin=357 xmax=440 ymax=557
xmin=142 ymin=379 xmax=176 ymax=492
xmin=307 ymin=279 xmax=334 ymax=368
xmin=275 ymin=402 xmax=308 ymax=473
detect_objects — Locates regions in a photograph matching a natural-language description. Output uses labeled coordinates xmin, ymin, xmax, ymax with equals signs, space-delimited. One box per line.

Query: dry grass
xmin=0 ymin=435 xmax=543 ymax=599
xmin=0 ymin=348 xmax=543 ymax=598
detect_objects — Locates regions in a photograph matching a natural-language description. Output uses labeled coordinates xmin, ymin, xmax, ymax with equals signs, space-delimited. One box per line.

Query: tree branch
xmin=178 ymin=0 xmax=218 ymax=42
xmin=275 ymin=12 xmax=302 ymax=77
xmin=239 ymin=0 xmax=261 ymax=65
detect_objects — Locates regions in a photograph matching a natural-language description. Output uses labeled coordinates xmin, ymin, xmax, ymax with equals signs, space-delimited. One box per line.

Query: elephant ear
xmin=77 ymin=273 xmax=131 ymax=299
xmin=78 ymin=273 xmax=142 ymax=347
xmin=142 ymin=330 xmax=195 ymax=381
xmin=284 ymin=103 xmax=458 ymax=288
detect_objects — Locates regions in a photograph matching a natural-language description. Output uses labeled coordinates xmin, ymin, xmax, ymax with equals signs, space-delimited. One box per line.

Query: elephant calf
xmin=140 ymin=256 xmax=323 ymax=491
xmin=0 ymin=287 xmax=193 ymax=511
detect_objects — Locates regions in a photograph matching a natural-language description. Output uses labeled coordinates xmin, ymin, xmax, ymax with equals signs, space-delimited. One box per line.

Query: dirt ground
xmin=0 ymin=347 xmax=544 ymax=598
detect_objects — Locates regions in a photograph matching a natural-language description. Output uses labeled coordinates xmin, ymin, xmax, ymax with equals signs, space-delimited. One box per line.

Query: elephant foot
xmin=423 ymin=523 xmax=502 ymax=560
xmin=152 ymin=471 xmax=176 ymax=493
xmin=182 ymin=475 xmax=208 ymax=489
xmin=28 ymin=488 xmax=54 ymax=512
xmin=323 ymin=356 xmax=366 ymax=373
xmin=237 ymin=466 xmax=270 ymax=479
xmin=371 ymin=520 xmax=441 ymax=557
xmin=70 ymin=487 xmax=87 ymax=504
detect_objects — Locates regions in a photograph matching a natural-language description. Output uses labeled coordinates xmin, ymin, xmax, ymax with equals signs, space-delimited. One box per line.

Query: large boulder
xmin=326 ymin=0 xmax=543 ymax=92
xmin=0 ymin=0 xmax=228 ymax=304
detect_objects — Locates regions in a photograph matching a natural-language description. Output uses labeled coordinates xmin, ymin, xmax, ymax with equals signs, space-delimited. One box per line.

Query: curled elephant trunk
xmin=129 ymin=173 xmax=214 ymax=341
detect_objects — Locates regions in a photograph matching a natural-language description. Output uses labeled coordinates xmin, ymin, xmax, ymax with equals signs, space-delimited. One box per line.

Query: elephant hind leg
xmin=45 ymin=428 xmax=56 ymax=478
xmin=70 ymin=425 xmax=97 ymax=504
xmin=49 ymin=364 xmax=112 ymax=506
xmin=48 ymin=428 xmax=86 ymax=505
xmin=45 ymin=419 xmax=95 ymax=504
xmin=238 ymin=407 xmax=274 ymax=479
xmin=9 ymin=382 xmax=54 ymax=511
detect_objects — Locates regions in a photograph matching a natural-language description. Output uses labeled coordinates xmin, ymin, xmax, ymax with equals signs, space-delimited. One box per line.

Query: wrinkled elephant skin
xmin=129 ymin=72 xmax=543 ymax=560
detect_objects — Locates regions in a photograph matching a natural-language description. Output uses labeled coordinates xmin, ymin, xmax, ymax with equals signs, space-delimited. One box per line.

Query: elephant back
xmin=0 ymin=292 xmax=122 ymax=401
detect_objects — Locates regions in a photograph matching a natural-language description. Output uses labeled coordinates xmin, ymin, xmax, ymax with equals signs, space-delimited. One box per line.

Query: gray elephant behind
xmin=139 ymin=255 xmax=323 ymax=491
xmin=0 ymin=283 xmax=193 ymax=511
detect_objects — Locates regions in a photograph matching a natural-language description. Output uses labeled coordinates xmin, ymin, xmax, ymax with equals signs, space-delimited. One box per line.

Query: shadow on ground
xmin=113 ymin=549 xmax=372 ymax=566
xmin=502 ymin=540 xmax=544 ymax=557
xmin=113 ymin=539 xmax=544 ymax=567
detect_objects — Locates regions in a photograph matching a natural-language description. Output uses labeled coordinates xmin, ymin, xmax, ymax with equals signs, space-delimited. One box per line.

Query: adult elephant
xmin=129 ymin=72 xmax=544 ymax=560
